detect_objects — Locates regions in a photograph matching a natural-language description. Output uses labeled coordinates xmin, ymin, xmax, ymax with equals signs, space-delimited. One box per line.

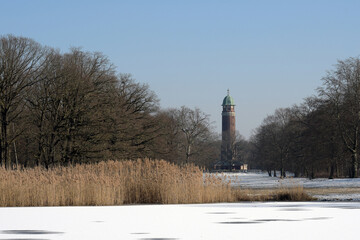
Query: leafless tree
xmin=27 ymin=48 xmax=118 ymax=166
xmin=0 ymin=35 xmax=220 ymax=170
xmin=172 ymin=106 xmax=212 ymax=164
xmin=105 ymin=74 xmax=160 ymax=160
xmin=252 ymin=108 xmax=293 ymax=177
xmin=0 ymin=35 xmax=47 ymax=169
xmin=319 ymin=57 xmax=360 ymax=177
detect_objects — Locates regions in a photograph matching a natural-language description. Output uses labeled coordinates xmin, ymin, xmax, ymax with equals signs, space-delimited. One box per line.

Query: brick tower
xmin=221 ymin=89 xmax=235 ymax=165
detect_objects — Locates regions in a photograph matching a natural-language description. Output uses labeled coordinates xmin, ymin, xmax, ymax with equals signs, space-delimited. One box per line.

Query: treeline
xmin=249 ymin=57 xmax=360 ymax=179
xmin=3 ymin=35 xmax=359 ymax=178
xmin=0 ymin=35 xmax=219 ymax=169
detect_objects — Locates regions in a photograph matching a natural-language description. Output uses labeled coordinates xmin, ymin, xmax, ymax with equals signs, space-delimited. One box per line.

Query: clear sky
xmin=1 ymin=0 xmax=360 ymax=138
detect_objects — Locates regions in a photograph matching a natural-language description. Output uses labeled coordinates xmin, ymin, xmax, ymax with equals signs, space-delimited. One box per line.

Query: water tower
xmin=221 ymin=89 xmax=235 ymax=164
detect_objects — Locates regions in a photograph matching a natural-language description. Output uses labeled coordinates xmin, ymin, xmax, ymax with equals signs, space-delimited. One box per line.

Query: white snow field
xmin=1 ymin=202 xmax=360 ymax=240
xmin=221 ymin=171 xmax=360 ymax=189
xmin=217 ymin=171 xmax=360 ymax=201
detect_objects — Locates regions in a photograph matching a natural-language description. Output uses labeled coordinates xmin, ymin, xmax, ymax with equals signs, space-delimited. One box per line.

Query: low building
xmin=213 ymin=161 xmax=248 ymax=172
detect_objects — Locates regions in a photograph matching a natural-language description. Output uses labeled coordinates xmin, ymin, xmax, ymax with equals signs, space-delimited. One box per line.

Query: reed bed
xmin=0 ymin=160 xmax=312 ymax=207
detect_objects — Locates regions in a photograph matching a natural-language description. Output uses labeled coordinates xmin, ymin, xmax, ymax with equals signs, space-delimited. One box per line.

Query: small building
xmin=213 ymin=161 xmax=231 ymax=171
xmin=241 ymin=164 xmax=248 ymax=172
xmin=213 ymin=161 xmax=248 ymax=172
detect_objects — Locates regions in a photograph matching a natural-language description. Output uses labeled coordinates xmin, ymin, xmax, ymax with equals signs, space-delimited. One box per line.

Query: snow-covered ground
xmin=213 ymin=171 xmax=360 ymax=201
xmin=2 ymin=173 xmax=360 ymax=239
xmin=1 ymin=202 xmax=360 ymax=240
xmin=219 ymin=171 xmax=360 ymax=189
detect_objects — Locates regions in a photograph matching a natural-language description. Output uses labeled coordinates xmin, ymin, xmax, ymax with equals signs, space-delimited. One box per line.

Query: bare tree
xmin=0 ymin=35 xmax=46 ymax=169
xmin=232 ymin=132 xmax=250 ymax=165
xmin=26 ymin=50 xmax=63 ymax=167
xmin=256 ymin=108 xmax=292 ymax=177
xmin=106 ymin=74 xmax=160 ymax=159
xmin=0 ymin=34 xmax=220 ymax=169
xmin=319 ymin=57 xmax=360 ymax=178
xmin=27 ymin=48 xmax=118 ymax=166
xmin=172 ymin=106 xmax=212 ymax=164
xmin=148 ymin=110 xmax=182 ymax=163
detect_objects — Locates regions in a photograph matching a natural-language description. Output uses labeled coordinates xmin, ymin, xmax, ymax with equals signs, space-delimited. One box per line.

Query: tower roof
xmin=222 ymin=89 xmax=235 ymax=106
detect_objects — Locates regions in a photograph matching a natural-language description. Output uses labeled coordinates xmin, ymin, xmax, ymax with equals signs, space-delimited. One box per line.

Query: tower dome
xmin=222 ymin=89 xmax=235 ymax=106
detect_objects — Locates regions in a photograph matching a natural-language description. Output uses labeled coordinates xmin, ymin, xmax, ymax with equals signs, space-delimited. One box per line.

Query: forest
xmin=1 ymin=35 xmax=359 ymax=179
xmin=250 ymin=57 xmax=360 ymax=179
xmin=0 ymin=35 xmax=219 ymax=170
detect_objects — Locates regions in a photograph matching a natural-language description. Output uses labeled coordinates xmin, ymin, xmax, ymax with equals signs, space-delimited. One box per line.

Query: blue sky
xmin=1 ymin=0 xmax=360 ymax=138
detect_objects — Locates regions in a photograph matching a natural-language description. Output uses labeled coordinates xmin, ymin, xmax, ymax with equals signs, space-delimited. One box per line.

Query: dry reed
xmin=0 ymin=160 xmax=313 ymax=207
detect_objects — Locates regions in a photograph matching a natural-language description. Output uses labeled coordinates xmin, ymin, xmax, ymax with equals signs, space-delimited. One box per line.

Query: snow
xmin=218 ymin=171 xmax=360 ymax=189
xmin=1 ymin=172 xmax=360 ymax=239
xmin=211 ymin=171 xmax=360 ymax=201
xmin=1 ymin=202 xmax=360 ymax=240
xmin=313 ymin=193 xmax=360 ymax=201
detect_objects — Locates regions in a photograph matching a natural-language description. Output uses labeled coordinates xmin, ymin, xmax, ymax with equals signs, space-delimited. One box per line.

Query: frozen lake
xmin=1 ymin=202 xmax=360 ymax=240
xmin=219 ymin=171 xmax=360 ymax=189
xmin=215 ymin=172 xmax=360 ymax=201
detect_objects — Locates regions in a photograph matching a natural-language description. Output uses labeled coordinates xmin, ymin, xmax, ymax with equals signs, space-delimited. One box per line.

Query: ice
xmin=313 ymin=193 xmax=360 ymax=201
xmin=210 ymin=171 xmax=360 ymax=201
xmin=1 ymin=172 xmax=360 ymax=239
xmin=1 ymin=202 xmax=360 ymax=240
xmin=217 ymin=171 xmax=360 ymax=189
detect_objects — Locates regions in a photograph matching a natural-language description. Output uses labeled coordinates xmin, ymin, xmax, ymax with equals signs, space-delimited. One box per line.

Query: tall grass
xmin=0 ymin=159 xmax=313 ymax=207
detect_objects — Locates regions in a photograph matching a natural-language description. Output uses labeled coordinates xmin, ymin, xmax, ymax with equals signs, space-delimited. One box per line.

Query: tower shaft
xmin=221 ymin=98 xmax=235 ymax=164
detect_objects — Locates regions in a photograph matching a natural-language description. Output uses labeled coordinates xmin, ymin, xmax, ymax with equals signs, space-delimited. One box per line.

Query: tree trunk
xmin=1 ymin=113 xmax=10 ymax=170
xmin=280 ymin=152 xmax=285 ymax=178
xmin=185 ymin=144 xmax=191 ymax=164
xmin=310 ymin=166 xmax=314 ymax=180
xmin=351 ymin=152 xmax=358 ymax=178
xmin=280 ymin=167 xmax=285 ymax=178
xmin=63 ymin=132 xmax=72 ymax=166
xmin=336 ymin=159 xmax=340 ymax=178
xmin=294 ymin=169 xmax=299 ymax=177
xmin=0 ymin=138 xmax=2 ymax=167
xmin=36 ymin=140 xmax=42 ymax=167
xmin=329 ymin=164 xmax=335 ymax=179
